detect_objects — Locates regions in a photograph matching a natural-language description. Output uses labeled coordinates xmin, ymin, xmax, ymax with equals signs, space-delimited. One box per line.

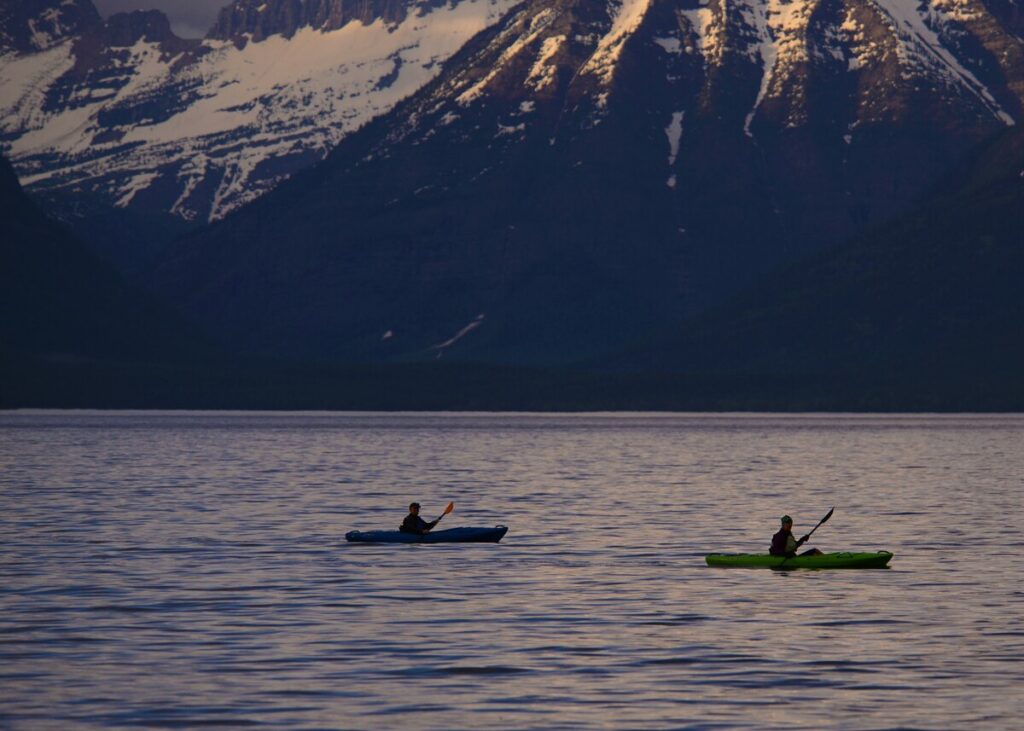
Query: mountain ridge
xmin=597 ymin=122 xmax=1024 ymax=400
xmin=0 ymin=0 xmax=520 ymax=267
xmin=147 ymin=0 xmax=1024 ymax=367
xmin=209 ymin=0 xmax=421 ymax=41
xmin=3 ymin=0 xmax=1022 ymax=270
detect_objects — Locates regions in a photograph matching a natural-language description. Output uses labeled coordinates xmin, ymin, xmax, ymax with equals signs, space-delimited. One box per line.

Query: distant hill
xmin=0 ymin=154 xmax=218 ymax=404
xmin=602 ymin=124 xmax=1024 ymax=409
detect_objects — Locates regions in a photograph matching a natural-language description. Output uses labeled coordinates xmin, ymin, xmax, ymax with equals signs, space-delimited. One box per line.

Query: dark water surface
xmin=1 ymin=412 xmax=1022 ymax=730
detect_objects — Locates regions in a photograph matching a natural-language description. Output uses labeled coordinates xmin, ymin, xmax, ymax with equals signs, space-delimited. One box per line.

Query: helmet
xmin=780 ymin=515 xmax=793 ymax=524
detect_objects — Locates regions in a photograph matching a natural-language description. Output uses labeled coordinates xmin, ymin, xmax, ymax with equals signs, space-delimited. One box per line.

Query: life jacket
xmin=770 ymin=528 xmax=796 ymax=556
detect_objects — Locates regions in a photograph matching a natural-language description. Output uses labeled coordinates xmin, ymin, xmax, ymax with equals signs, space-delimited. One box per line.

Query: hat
xmin=780 ymin=515 xmax=793 ymax=524
xmin=410 ymin=502 xmax=421 ymax=509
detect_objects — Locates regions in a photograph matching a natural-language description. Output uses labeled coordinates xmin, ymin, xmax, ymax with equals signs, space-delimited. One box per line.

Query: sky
xmin=93 ymin=1 xmax=224 ymax=39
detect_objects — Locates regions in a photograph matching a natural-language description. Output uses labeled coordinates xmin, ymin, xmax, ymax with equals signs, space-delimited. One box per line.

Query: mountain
xmin=0 ymin=153 xmax=213 ymax=368
xmin=3 ymin=0 xmax=1021 ymax=268
xmin=0 ymin=0 xmax=101 ymax=55
xmin=601 ymin=123 xmax=1024 ymax=409
xmin=0 ymin=149 xmax=734 ymax=412
xmin=0 ymin=0 xmax=519 ymax=266
xmin=149 ymin=0 xmax=1024 ymax=366
xmin=0 ymin=148 xmax=588 ymax=411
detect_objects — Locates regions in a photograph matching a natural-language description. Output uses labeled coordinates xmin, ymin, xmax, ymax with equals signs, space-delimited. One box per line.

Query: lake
xmin=1 ymin=412 xmax=1022 ymax=729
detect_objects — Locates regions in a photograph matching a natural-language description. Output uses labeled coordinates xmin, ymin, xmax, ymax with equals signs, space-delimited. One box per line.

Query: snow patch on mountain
xmin=497 ymin=121 xmax=526 ymax=136
xmin=867 ymin=0 xmax=1013 ymax=124
xmin=653 ymin=36 xmax=681 ymax=54
xmin=431 ymin=313 xmax=486 ymax=356
xmin=28 ymin=17 xmax=56 ymax=51
xmin=115 ymin=171 xmax=160 ymax=207
xmin=457 ymin=8 xmax=557 ymax=105
xmin=582 ymin=0 xmax=652 ymax=82
xmin=527 ymin=34 xmax=566 ymax=90
xmin=929 ymin=0 xmax=983 ymax=23
xmin=680 ymin=6 xmax=718 ymax=61
xmin=665 ymin=110 xmax=684 ymax=165
xmin=0 ymin=42 xmax=75 ymax=140
xmin=665 ymin=110 xmax=683 ymax=187
xmin=743 ymin=0 xmax=816 ymax=137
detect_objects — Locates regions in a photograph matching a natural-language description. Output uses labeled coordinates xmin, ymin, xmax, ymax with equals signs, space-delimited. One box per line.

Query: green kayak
xmin=706 ymin=551 xmax=893 ymax=569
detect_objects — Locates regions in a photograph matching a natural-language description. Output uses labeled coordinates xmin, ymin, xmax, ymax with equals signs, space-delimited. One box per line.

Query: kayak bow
xmin=705 ymin=551 xmax=893 ymax=569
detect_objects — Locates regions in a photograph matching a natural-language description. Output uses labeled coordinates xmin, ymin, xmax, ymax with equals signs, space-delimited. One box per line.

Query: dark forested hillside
xmin=0 ymin=155 xmax=219 ymax=404
xmin=603 ymin=125 xmax=1024 ymax=409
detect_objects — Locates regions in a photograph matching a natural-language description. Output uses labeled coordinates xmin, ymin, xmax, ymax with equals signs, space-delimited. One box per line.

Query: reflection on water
xmin=1 ymin=412 xmax=1022 ymax=729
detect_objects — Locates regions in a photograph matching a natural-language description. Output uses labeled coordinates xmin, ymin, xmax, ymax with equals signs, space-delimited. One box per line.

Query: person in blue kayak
xmin=770 ymin=515 xmax=823 ymax=557
xmin=400 ymin=502 xmax=439 ymax=535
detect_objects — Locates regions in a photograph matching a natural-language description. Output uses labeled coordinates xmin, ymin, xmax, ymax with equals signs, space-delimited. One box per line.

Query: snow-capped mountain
xmin=2 ymin=0 xmax=1020 ymax=250
xmin=147 ymin=0 xmax=1023 ymax=365
xmin=0 ymin=0 xmax=519 ymax=234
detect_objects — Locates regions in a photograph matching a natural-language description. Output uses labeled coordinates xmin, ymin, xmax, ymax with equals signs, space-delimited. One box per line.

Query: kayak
xmin=705 ymin=551 xmax=893 ymax=569
xmin=345 ymin=526 xmax=508 ymax=544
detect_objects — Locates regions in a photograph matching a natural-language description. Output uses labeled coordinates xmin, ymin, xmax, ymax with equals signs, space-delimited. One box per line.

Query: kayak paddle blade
xmin=435 ymin=501 xmax=455 ymax=523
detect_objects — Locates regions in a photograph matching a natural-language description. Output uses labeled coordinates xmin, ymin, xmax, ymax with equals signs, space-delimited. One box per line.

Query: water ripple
xmin=1 ymin=412 xmax=1022 ymax=729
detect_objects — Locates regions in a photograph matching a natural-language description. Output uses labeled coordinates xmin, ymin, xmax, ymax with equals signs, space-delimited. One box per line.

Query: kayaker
xmin=770 ymin=515 xmax=823 ymax=557
xmin=399 ymin=502 xmax=439 ymax=535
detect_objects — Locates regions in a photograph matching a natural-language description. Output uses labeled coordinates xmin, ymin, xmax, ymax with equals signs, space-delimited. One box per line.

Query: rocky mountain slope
xmin=149 ymin=0 xmax=1024 ymax=365
xmin=1 ymin=0 xmax=99 ymax=55
xmin=0 ymin=0 xmax=519 ymax=263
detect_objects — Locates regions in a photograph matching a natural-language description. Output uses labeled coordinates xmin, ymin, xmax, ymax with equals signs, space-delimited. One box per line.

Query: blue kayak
xmin=345 ymin=526 xmax=508 ymax=544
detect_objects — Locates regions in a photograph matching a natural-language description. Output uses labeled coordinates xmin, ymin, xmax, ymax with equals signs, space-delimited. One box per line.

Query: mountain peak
xmin=102 ymin=10 xmax=178 ymax=47
xmin=208 ymin=0 xmax=416 ymax=43
xmin=0 ymin=0 xmax=101 ymax=54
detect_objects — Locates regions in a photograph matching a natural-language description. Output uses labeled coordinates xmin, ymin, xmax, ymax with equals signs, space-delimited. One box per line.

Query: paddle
xmin=429 ymin=501 xmax=454 ymax=531
xmin=776 ymin=506 xmax=833 ymax=570
xmin=802 ymin=506 xmax=834 ymax=543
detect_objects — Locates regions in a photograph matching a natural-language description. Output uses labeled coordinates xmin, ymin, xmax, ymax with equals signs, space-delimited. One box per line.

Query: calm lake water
xmin=1 ymin=412 xmax=1022 ymax=730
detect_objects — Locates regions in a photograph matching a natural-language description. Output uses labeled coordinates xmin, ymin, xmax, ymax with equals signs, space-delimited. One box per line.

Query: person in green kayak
xmin=399 ymin=502 xmax=439 ymax=535
xmin=770 ymin=515 xmax=823 ymax=557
